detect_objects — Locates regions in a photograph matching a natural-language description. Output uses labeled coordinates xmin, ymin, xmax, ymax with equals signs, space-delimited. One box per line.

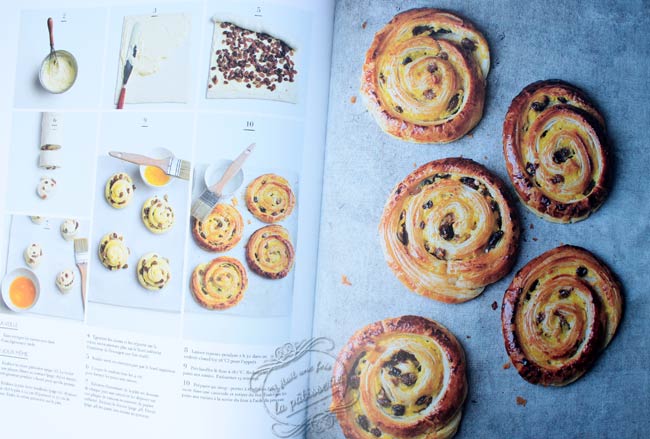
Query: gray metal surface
xmin=311 ymin=0 xmax=650 ymax=437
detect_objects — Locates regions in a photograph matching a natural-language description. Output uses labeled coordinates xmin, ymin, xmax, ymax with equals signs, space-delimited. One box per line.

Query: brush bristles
xmin=74 ymin=238 xmax=89 ymax=264
xmin=168 ymin=157 xmax=191 ymax=180
xmin=191 ymin=190 xmax=219 ymax=221
xmin=178 ymin=160 xmax=191 ymax=180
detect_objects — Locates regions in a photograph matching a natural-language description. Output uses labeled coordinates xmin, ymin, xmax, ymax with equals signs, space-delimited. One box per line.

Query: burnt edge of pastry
xmin=331 ymin=315 xmax=467 ymax=438
xmin=503 ymin=79 xmax=610 ymax=223
xmin=501 ymin=245 xmax=623 ymax=386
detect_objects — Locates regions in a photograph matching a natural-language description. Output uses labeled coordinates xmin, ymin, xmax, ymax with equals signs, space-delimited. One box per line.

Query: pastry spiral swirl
xmin=190 ymin=256 xmax=248 ymax=310
xmin=105 ymin=172 xmax=136 ymax=209
xmin=192 ymin=203 xmax=244 ymax=252
xmin=245 ymin=174 xmax=296 ymax=223
xmin=379 ymin=158 xmax=519 ymax=303
xmin=501 ymin=245 xmax=623 ymax=386
xmin=245 ymin=225 xmax=295 ymax=279
xmin=137 ymin=253 xmax=171 ymax=291
xmin=98 ymin=232 xmax=130 ymax=270
xmin=503 ymin=80 xmax=609 ymax=223
xmin=361 ymin=8 xmax=489 ymax=143
xmin=331 ymin=316 xmax=467 ymax=439
xmin=141 ymin=195 xmax=175 ymax=234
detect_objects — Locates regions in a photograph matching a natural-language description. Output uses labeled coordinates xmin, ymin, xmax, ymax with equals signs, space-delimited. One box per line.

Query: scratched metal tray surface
xmin=311 ymin=0 xmax=649 ymax=437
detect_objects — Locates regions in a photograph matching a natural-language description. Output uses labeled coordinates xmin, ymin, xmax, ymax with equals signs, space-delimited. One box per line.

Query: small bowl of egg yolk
xmin=139 ymin=147 xmax=174 ymax=188
xmin=1 ymin=268 xmax=40 ymax=312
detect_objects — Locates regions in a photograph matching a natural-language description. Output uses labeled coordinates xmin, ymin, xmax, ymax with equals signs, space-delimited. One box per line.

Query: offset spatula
xmin=117 ymin=23 xmax=140 ymax=109
xmin=190 ymin=143 xmax=256 ymax=222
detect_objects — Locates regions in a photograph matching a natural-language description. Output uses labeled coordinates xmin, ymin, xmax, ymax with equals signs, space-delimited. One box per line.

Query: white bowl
xmin=1 ymin=268 xmax=41 ymax=312
xmin=204 ymin=160 xmax=245 ymax=197
xmin=139 ymin=147 xmax=174 ymax=188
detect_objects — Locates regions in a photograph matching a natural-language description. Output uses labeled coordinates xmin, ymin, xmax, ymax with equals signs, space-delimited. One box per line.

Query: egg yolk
xmin=9 ymin=276 xmax=36 ymax=309
xmin=144 ymin=166 xmax=170 ymax=186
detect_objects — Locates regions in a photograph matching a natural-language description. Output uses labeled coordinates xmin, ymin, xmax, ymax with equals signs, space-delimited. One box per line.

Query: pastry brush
xmin=74 ymin=238 xmax=88 ymax=310
xmin=190 ymin=143 xmax=255 ymax=222
xmin=109 ymin=151 xmax=191 ymax=180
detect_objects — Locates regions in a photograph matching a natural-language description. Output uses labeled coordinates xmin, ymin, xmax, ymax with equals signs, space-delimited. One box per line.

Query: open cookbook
xmin=0 ymin=0 xmax=647 ymax=438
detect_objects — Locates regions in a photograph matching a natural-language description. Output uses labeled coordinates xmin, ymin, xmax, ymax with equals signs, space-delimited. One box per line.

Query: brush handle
xmin=117 ymin=86 xmax=126 ymax=109
xmin=109 ymin=151 xmax=167 ymax=168
xmin=78 ymin=263 xmax=87 ymax=310
xmin=47 ymin=17 xmax=55 ymax=51
xmin=210 ymin=143 xmax=255 ymax=195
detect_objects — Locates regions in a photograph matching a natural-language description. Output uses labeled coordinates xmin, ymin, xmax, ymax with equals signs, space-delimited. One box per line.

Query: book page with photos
xmin=0 ymin=0 xmax=335 ymax=437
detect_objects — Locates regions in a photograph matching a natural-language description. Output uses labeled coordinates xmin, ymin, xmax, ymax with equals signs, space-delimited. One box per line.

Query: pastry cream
xmin=9 ymin=276 xmax=36 ymax=309
xmin=40 ymin=52 xmax=77 ymax=93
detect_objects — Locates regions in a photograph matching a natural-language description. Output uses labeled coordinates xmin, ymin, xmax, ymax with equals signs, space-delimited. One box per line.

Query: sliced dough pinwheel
xmin=192 ymin=203 xmax=244 ymax=252
xmin=136 ymin=253 xmax=171 ymax=291
xmin=246 ymin=225 xmax=295 ymax=279
xmin=379 ymin=158 xmax=519 ymax=303
xmin=503 ymin=80 xmax=609 ymax=223
xmin=502 ymin=245 xmax=623 ymax=386
xmin=361 ymin=8 xmax=489 ymax=143
xmin=245 ymin=173 xmax=296 ymax=223
xmin=98 ymin=232 xmax=130 ymax=270
xmin=141 ymin=195 xmax=175 ymax=234
xmin=105 ymin=172 xmax=136 ymax=209
xmin=190 ymin=257 xmax=248 ymax=310
xmin=331 ymin=316 xmax=467 ymax=439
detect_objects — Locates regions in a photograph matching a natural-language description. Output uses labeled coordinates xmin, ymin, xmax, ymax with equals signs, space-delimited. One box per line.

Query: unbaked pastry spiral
xmin=502 ymin=245 xmax=623 ymax=386
xmin=105 ymin=172 xmax=136 ymax=209
xmin=361 ymin=8 xmax=489 ymax=143
xmin=503 ymin=80 xmax=609 ymax=223
xmin=55 ymin=269 xmax=75 ymax=293
xmin=137 ymin=253 xmax=171 ymax=291
xmin=245 ymin=173 xmax=296 ymax=223
xmin=190 ymin=256 xmax=248 ymax=310
xmin=192 ymin=203 xmax=244 ymax=252
xmin=141 ymin=195 xmax=175 ymax=234
xmin=98 ymin=232 xmax=130 ymax=270
xmin=245 ymin=225 xmax=295 ymax=279
xmin=379 ymin=158 xmax=519 ymax=303
xmin=331 ymin=315 xmax=467 ymax=439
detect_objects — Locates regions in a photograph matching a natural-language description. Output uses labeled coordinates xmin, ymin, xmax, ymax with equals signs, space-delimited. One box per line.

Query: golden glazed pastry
xmin=380 ymin=158 xmax=519 ymax=303
xmin=136 ymin=253 xmax=171 ymax=291
xmin=141 ymin=195 xmax=175 ymax=234
xmin=98 ymin=232 xmax=130 ymax=270
xmin=105 ymin=172 xmax=136 ymax=209
xmin=331 ymin=316 xmax=467 ymax=439
xmin=192 ymin=203 xmax=244 ymax=252
xmin=190 ymin=257 xmax=248 ymax=310
xmin=361 ymin=8 xmax=489 ymax=143
xmin=245 ymin=225 xmax=295 ymax=279
xmin=245 ymin=174 xmax=296 ymax=223
xmin=503 ymin=80 xmax=609 ymax=223
xmin=502 ymin=245 xmax=623 ymax=386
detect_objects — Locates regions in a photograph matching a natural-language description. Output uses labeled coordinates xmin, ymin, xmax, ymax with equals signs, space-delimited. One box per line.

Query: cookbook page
xmin=308 ymin=1 xmax=649 ymax=439
xmin=0 ymin=0 xmax=334 ymax=438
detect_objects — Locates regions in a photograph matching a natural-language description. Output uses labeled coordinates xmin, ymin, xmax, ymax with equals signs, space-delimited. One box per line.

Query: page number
xmin=255 ymin=6 xmax=262 ymax=17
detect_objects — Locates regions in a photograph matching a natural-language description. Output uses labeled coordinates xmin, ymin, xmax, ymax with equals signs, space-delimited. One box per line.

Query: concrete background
xmin=312 ymin=0 xmax=650 ymax=437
